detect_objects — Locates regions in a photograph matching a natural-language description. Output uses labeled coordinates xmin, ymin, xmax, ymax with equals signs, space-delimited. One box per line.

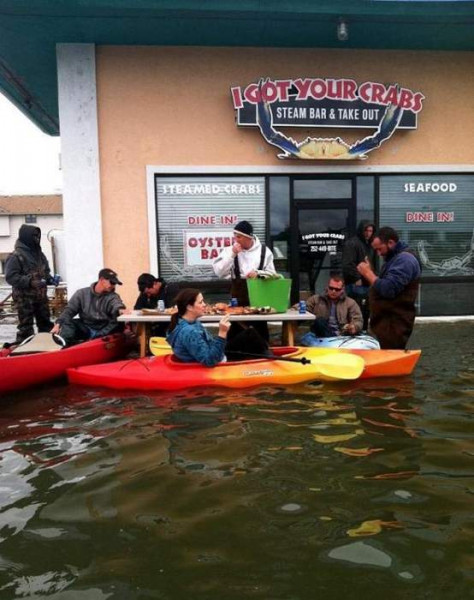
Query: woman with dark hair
xmin=167 ymin=288 xmax=231 ymax=367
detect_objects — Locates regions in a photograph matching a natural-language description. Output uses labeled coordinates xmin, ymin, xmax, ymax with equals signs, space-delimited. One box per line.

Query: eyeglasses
xmin=328 ymin=286 xmax=343 ymax=292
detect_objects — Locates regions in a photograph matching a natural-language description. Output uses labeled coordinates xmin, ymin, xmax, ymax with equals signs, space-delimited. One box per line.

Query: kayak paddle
xmin=310 ymin=352 xmax=365 ymax=380
xmin=226 ymin=350 xmax=312 ymax=364
xmin=149 ymin=336 xmax=171 ymax=356
xmin=149 ymin=337 xmax=365 ymax=380
xmin=227 ymin=351 xmax=365 ymax=380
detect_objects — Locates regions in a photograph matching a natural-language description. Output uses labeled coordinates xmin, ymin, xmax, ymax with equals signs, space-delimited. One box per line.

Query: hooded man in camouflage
xmin=5 ymin=224 xmax=54 ymax=343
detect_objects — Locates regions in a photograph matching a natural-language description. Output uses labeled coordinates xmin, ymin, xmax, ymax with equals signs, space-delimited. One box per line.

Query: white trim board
xmin=415 ymin=316 xmax=474 ymax=323
xmin=146 ymin=166 xmax=159 ymax=275
xmin=147 ymin=164 xmax=474 ymax=175
xmin=57 ymin=43 xmax=103 ymax=294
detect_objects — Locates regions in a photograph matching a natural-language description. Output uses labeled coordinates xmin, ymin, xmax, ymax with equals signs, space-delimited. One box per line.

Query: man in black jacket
xmin=342 ymin=220 xmax=375 ymax=330
xmin=5 ymin=224 xmax=54 ymax=343
xmin=133 ymin=273 xmax=169 ymax=310
xmin=51 ymin=268 xmax=126 ymax=345
xmin=134 ymin=273 xmax=178 ymax=337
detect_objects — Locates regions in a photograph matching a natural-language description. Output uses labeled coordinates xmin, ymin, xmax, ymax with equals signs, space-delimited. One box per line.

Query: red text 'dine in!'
xmin=405 ymin=212 xmax=455 ymax=223
xmin=188 ymin=215 xmax=238 ymax=226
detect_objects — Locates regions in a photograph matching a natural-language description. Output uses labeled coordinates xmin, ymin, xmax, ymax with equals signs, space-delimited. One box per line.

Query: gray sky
xmin=0 ymin=93 xmax=62 ymax=195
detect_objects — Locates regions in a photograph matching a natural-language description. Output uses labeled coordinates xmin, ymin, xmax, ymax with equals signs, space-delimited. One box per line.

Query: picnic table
xmin=118 ymin=309 xmax=316 ymax=357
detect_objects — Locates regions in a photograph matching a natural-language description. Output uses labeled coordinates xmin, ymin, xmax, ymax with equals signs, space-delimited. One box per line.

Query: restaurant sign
xmin=231 ymin=77 xmax=424 ymax=160
xmin=301 ymin=232 xmax=346 ymax=255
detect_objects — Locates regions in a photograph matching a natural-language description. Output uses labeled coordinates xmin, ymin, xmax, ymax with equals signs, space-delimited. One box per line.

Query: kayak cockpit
xmin=166 ymin=346 xmax=301 ymax=367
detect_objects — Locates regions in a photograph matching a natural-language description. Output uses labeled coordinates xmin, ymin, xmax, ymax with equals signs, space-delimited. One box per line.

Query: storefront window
xmin=380 ymin=175 xmax=474 ymax=278
xmin=356 ymin=176 xmax=375 ymax=225
xmin=269 ymin=177 xmax=290 ymax=277
xmin=155 ymin=176 xmax=266 ymax=281
xmin=293 ymin=179 xmax=352 ymax=199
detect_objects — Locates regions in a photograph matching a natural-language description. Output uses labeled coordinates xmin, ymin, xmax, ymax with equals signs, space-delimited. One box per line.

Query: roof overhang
xmin=1 ymin=0 xmax=474 ymax=135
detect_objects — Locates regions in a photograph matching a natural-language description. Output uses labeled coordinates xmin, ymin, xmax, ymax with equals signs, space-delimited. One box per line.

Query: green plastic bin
xmin=247 ymin=278 xmax=292 ymax=313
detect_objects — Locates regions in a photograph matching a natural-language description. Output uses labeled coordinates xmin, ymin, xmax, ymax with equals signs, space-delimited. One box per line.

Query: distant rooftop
xmin=0 ymin=195 xmax=62 ymax=215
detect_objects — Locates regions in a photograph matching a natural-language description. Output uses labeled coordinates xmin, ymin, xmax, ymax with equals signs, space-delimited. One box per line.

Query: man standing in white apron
xmin=213 ymin=220 xmax=276 ymax=342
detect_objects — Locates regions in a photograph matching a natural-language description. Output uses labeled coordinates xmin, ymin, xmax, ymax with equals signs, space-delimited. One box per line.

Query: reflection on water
xmin=0 ymin=323 xmax=473 ymax=598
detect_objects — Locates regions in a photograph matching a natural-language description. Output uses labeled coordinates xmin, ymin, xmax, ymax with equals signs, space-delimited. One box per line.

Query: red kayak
xmin=67 ymin=346 xmax=420 ymax=391
xmin=0 ymin=333 xmax=135 ymax=395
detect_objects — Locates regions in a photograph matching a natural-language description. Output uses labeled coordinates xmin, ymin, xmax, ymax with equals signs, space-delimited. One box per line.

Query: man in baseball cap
xmin=51 ymin=267 xmax=126 ymax=345
xmin=98 ymin=268 xmax=123 ymax=285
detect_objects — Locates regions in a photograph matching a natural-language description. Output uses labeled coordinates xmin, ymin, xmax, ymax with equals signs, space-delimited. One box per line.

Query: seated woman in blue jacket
xmin=167 ymin=288 xmax=269 ymax=366
xmin=167 ymin=288 xmax=231 ymax=366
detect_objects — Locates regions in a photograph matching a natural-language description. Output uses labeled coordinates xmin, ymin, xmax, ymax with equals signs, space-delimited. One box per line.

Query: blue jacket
xmin=374 ymin=241 xmax=421 ymax=299
xmin=167 ymin=317 xmax=226 ymax=367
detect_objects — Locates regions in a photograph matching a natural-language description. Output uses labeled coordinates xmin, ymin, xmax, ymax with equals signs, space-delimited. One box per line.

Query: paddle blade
xmin=11 ymin=332 xmax=63 ymax=355
xmin=149 ymin=336 xmax=171 ymax=356
xmin=315 ymin=353 xmax=365 ymax=380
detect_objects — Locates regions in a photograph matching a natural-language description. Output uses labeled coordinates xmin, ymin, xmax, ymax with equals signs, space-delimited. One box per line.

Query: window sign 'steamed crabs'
xmin=256 ymin=80 xmax=404 ymax=160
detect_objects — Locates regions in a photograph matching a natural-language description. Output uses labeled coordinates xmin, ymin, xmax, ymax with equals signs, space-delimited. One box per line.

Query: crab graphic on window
xmin=256 ymin=79 xmax=403 ymax=160
xmin=417 ymin=230 xmax=474 ymax=276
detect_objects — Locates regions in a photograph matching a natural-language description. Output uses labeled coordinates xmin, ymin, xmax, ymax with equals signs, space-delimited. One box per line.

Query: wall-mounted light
xmin=337 ymin=19 xmax=349 ymax=42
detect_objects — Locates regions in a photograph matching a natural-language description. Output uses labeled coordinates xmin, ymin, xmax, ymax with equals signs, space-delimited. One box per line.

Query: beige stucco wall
xmin=96 ymin=46 xmax=474 ymax=306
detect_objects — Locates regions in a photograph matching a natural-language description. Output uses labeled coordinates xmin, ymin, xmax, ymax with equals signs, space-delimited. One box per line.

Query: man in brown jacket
xmin=305 ymin=275 xmax=363 ymax=337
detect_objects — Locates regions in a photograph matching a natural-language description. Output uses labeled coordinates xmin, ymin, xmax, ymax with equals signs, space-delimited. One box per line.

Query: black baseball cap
xmin=98 ymin=268 xmax=122 ymax=285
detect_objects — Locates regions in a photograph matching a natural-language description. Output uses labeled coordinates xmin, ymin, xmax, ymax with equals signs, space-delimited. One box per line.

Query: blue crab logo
xmin=255 ymin=79 xmax=403 ymax=160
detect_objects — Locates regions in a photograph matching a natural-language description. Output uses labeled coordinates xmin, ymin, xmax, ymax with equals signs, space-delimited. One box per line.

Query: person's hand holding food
xmin=342 ymin=323 xmax=357 ymax=335
xmin=218 ymin=314 xmax=231 ymax=339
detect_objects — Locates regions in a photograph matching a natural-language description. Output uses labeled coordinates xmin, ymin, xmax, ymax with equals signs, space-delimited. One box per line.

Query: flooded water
xmin=0 ymin=322 xmax=473 ymax=599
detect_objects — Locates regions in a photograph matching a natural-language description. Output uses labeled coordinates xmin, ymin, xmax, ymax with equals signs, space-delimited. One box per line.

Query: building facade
xmin=75 ymin=46 xmax=473 ymax=313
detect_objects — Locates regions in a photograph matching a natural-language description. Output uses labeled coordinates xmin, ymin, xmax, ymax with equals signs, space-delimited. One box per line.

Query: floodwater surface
xmin=0 ymin=323 xmax=473 ymax=599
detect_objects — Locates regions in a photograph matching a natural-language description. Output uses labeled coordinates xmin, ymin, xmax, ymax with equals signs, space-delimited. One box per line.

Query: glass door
xmin=290 ymin=178 xmax=355 ymax=301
